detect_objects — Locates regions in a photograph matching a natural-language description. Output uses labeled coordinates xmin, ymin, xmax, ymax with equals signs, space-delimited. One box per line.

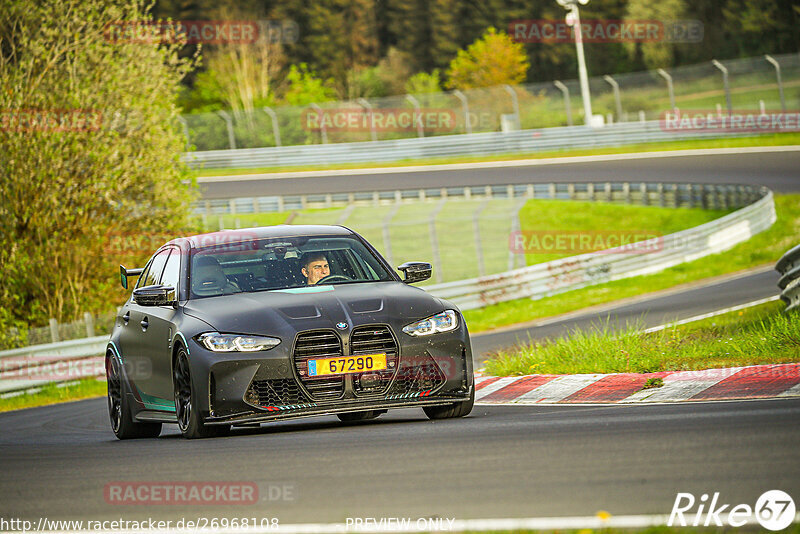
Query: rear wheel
xmin=423 ymin=387 xmax=474 ymax=420
xmin=337 ymin=410 xmax=386 ymax=422
xmin=174 ymin=347 xmax=230 ymax=439
xmin=107 ymin=353 xmax=161 ymax=439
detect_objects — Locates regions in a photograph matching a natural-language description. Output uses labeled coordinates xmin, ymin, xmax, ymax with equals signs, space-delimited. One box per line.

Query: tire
xmin=422 ymin=387 xmax=474 ymax=420
xmin=107 ymin=353 xmax=162 ymax=440
xmin=337 ymin=409 xmax=386 ymax=422
xmin=173 ymin=347 xmax=230 ymax=439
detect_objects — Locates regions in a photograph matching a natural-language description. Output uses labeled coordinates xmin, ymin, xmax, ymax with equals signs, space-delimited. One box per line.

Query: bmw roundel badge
xmin=336 ymin=322 xmax=348 ymax=330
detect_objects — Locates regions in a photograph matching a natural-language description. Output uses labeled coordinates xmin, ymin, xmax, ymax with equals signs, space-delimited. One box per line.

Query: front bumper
xmin=204 ymin=391 xmax=472 ymax=426
xmin=189 ymin=323 xmax=474 ymax=424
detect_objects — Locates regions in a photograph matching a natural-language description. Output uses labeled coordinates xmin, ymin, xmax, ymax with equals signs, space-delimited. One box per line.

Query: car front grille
xmin=293 ymin=330 xmax=345 ymax=400
xmin=387 ymin=352 xmax=446 ymax=397
xmin=247 ymin=378 xmax=308 ymax=408
xmin=351 ymin=325 xmax=398 ymax=396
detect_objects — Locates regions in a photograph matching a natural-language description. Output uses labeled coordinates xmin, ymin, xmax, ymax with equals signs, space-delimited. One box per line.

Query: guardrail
xmin=183 ymin=120 xmax=767 ymax=170
xmin=0 ymin=182 xmax=775 ymax=394
xmin=0 ymin=336 xmax=107 ymax=394
xmin=777 ymin=244 xmax=800 ymax=312
xmin=424 ymin=185 xmax=775 ymax=310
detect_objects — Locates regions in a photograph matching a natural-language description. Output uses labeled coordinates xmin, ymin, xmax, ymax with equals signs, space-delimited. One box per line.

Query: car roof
xmin=172 ymin=225 xmax=355 ymax=250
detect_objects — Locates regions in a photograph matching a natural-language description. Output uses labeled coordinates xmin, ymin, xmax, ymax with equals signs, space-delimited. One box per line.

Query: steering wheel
xmin=317 ymin=274 xmax=352 ymax=284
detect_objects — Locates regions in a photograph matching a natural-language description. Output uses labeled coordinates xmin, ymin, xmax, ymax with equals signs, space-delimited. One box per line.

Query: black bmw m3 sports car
xmin=108 ymin=225 xmax=475 ymax=439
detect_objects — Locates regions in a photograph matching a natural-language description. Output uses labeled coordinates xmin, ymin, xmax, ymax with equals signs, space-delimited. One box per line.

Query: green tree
xmin=0 ymin=0 xmax=198 ymax=328
xmin=445 ymin=27 xmax=529 ymax=90
xmin=624 ymin=0 xmax=688 ymax=69
xmin=405 ymin=70 xmax=443 ymax=94
xmin=283 ymin=64 xmax=337 ymax=106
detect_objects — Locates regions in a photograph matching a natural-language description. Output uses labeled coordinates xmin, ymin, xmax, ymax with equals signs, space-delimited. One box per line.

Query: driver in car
xmin=301 ymin=252 xmax=330 ymax=285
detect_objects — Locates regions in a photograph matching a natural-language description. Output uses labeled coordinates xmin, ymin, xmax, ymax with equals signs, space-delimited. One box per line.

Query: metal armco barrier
xmin=776 ymin=244 xmax=800 ymax=312
xmin=183 ymin=120 xmax=765 ymax=170
xmin=424 ymin=185 xmax=776 ymax=310
xmin=0 ymin=336 xmax=107 ymax=394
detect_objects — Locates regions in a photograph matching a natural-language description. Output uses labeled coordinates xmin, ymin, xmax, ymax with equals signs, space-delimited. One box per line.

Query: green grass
xmin=518 ymin=200 xmax=727 ymax=265
xmin=194 ymin=133 xmax=800 ymax=176
xmin=0 ymin=378 xmax=106 ymax=413
xmin=463 ymin=194 xmax=800 ymax=333
xmin=483 ymin=300 xmax=799 ymax=376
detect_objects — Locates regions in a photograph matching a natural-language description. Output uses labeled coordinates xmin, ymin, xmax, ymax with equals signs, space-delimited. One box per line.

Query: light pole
xmin=556 ymin=0 xmax=593 ymax=126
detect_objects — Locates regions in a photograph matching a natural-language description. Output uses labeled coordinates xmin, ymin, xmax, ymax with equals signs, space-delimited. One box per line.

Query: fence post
xmin=553 ymin=80 xmax=573 ymax=127
xmin=503 ymin=84 xmax=521 ymax=130
xmin=177 ymin=116 xmax=190 ymax=148
xmin=509 ymin=198 xmax=527 ymax=270
xmin=473 ymin=200 xmax=489 ymax=277
xmin=382 ymin=205 xmax=400 ymax=267
xmin=357 ymin=98 xmax=378 ymax=142
xmin=49 ymin=318 xmax=59 ymax=343
xmin=84 ymin=312 xmax=95 ymax=338
xmin=452 ymin=90 xmax=471 ymax=134
xmin=405 ymin=95 xmax=424 ymax=138
xmin=262 ymin=107 xmax=282 ymax=147
xmin=603 ymin=75 xmax=622 ymax=121
xmin=216 ymin=110 xmax=237 ymax=150
xmin=428 ymin=199 xmax=447 ymax=283
xmin=310 ymin=103 xmax=328 ymax=144
xmin=711 ymin=60 xmax=732 ymax=116
xmin=656 ymin=68 xmax=677 ymax=112
xmin=764 ymin=55 xmax=786 ymax=112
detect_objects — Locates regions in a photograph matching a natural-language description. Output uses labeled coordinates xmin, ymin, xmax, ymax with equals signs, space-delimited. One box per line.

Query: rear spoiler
xmin=119 ymin=265 xmax=143 ymax=290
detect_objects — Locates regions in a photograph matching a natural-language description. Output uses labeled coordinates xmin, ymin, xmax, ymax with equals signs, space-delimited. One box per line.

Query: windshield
xmin=189 ymin=234 xmax=394 ymax=298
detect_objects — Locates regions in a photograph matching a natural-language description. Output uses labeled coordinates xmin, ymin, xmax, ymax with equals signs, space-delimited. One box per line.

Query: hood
xmin=182 ymin=281 xmax=448 ymax=337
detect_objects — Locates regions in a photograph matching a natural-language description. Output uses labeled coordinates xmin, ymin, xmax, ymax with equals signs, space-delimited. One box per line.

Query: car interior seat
xmin=191 ymin=255 xmax=240 ymax=297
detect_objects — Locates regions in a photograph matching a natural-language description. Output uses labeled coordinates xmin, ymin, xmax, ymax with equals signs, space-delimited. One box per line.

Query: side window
xmin=161 ymin=248 xmax=181 ymax=300
xmin=135 ymin=257 xmax=154 ymax=289
xmin=143 ymin=249 xmax=170 ymax=287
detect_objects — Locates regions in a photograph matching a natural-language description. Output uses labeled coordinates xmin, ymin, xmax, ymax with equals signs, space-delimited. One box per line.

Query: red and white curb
xmin=475 ymin=363 xmax=800 ymax=404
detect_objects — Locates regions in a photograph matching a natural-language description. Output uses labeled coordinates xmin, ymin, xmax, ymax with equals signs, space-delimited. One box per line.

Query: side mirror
xmin=119 ymin=265 xmax=143 ymax=290
xmin=133 ymin=285 xmax=176 ymax=307
xmin=397 ymin=262 xmax=432 ymax=284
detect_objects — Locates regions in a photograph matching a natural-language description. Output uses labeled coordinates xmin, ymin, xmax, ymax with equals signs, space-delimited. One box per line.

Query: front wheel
xmin=107 ymin=353 xmax=161 ymax=439
xmin=174 ymin=348 xmax=230 ymax=439
xmin=423 ymin=387 xmax=474 ymax=420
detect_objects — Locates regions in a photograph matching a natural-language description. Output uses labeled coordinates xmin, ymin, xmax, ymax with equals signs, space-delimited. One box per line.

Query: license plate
xmin=308 ymin=353 xmax=387 ymax=377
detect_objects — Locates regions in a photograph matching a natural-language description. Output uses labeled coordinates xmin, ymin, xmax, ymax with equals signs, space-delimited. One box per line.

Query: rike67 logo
xmin=669 ymin=490 xmax=796 ymax=530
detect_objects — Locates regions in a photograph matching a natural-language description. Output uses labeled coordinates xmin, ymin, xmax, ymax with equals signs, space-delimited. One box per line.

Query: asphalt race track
xmin=1 ymin=149 xmax=799 ymax=527
xmin=199 ymin=149 xmax=800 ymax=199
xmin=1 ymin=397 xmax=799 ymax=524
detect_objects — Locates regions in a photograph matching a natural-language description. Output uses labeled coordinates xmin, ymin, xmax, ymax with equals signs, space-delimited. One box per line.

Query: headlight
xmin=402 ymin=310 xmax=458 ymax=336
xmin=196 ymin=332 xmax=281 ymax=352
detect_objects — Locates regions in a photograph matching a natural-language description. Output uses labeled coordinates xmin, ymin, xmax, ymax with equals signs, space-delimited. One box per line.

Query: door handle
xmin=122 ymin=311 xmax=130 ymax=325
xmin=140 ymin=317 xmax=149 ymax=330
